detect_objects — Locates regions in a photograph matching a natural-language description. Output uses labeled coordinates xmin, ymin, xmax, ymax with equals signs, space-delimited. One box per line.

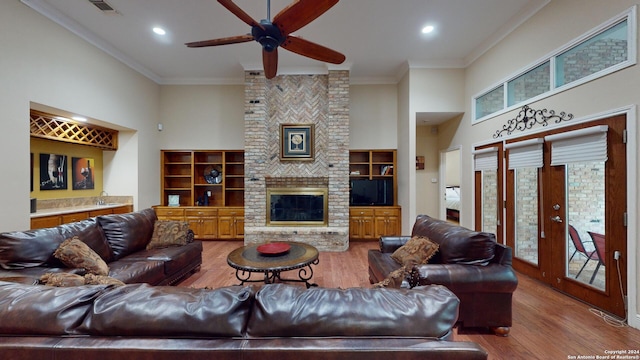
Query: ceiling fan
xmin=186 ymin=0 xmax=346 ymax=79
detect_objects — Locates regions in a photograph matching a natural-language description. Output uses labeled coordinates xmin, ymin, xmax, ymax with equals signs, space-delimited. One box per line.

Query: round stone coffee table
xmin=227 ymin=241 xmax=319 ymax=288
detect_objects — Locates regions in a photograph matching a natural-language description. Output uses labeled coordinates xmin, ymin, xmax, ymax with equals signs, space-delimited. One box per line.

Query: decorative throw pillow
xmin=53 ymin=237 xmax=109 ymax=276
xmin=40 ymin=272 xmax=85 ymax=287
xmin=391 ymin=236 xmax=439 ymax=267
xmin=84 ymin=273 xmax=125 ymax=286
xmin=372 ymin=266 xmax=408 ymax=288
xmin=146 ymin=220 xmax=191 ymax=250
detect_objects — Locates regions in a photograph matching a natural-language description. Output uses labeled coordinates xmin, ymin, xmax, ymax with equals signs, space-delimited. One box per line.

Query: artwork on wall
xmin=39 ymin=153 xmax=67 ymax=190
xmin=72 ymin=157 xmax=94 ymax=190
xmin=280 ymin=124 xmax=314 ymax=161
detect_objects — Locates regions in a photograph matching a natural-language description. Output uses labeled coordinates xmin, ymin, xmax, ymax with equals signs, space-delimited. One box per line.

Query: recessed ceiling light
xmin=422 ymin=25 xmax=434 ymax=34
xmin=153 ymin=27 xmax=166 ymax=35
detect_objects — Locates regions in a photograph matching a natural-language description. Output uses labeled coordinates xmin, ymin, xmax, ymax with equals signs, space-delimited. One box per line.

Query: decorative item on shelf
xmin=168 ymin=195 xmax=180 ymax=207
xmin=416 ymin=156 xmax=425 ymax=170
xmin=204 ymin=165 xmax=223 ymax=184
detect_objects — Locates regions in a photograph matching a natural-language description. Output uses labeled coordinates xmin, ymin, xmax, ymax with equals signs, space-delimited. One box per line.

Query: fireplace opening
xmin=266 ymin=187 xmax=328 ymax=226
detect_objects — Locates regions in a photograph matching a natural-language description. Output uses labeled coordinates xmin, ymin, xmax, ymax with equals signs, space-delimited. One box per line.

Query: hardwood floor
xmin=179 ymin=240 xmax=640 ymax=359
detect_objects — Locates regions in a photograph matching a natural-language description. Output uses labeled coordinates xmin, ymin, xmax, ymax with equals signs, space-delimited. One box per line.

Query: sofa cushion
xmin=123 ymin=241 xmax=203 ymax=277
xmin=247 ymin=283 xmax=459 ymax=338
xmin=84 ymin=274 xmax=125 ymax=286
xmin=57 ymin=218 xmax=113 ymax=262
xmin=372 ymin=266 xmax=408 ymax=288
xmin=391 ymin=236 xmax=439 ymax=267
xmin=412 ymin=215 xmax=495 ymax=265
xmin=79 ymin=284 xmax=254 ymax=337
xmin=106 ymin=259 xmax=167 ymax=285
xmin=0 ymin=227 xmax=66 ymax=269
xmin=0 ymin=281 xmax=111 ymax=335
xmin=146 ymin=220 xmax=191 ymax=250
xmin=40 ymin=272 xmax=86 ymax=287
xmin=54 ymin=237 xmax=109 ymax=276
xmin=97 ymin=208 xmax=157 ymax=260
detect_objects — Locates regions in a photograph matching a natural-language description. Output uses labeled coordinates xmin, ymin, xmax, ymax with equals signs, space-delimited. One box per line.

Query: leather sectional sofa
xmin=0 ymin=280 xmax=488 ymax=359
xmin=368 ymin=214 xmax=518 ymax=336
xmin=0 ymin=208 xmax=202 ymax=285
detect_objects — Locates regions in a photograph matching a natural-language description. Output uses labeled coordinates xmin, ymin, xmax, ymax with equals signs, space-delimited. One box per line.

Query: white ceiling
xmin=22 ymin=0 xmax=549 ymax=86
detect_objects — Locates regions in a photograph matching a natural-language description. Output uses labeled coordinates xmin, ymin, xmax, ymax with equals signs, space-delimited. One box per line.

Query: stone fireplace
xmin=243 ymin=71 xmax=350 ymax=251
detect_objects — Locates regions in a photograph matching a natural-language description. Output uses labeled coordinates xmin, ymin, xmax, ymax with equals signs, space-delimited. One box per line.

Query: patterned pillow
xmin=146 ymin=220 xmax=191 ymax=250
xmin=84 ymin=273 xmax=125 ymax=286
xmin=40 ymin=272 xmax=85 ymax=287
xmin=372 ymin=266 xmax=408 ymax=288
xmin=391 ymin=236 xmax=439 ymax=267
xmin=53 ymin=237 xmax=109 ymax=276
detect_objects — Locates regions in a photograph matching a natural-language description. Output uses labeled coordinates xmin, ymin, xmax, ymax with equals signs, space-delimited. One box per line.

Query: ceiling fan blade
xmin=274 ymin=0 xmax=339 ymax=35
xmin=185 ymin=34 xmax=254 ymax=48
xmin=263 ymin=48 xmax=278 ymax=79
xmin=217 ymin=0 xmax=264 ymax=29
xmin=282 ymin=36 xmax=345 ymax=64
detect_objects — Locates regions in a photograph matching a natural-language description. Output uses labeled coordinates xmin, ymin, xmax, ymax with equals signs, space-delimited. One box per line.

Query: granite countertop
xmin=30 ymin=203 xmax=129 ymax=218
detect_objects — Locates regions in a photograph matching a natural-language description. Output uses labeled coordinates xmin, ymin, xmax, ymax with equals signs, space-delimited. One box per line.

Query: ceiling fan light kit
xmin=186 ymin=0 xmax=346 ymax=79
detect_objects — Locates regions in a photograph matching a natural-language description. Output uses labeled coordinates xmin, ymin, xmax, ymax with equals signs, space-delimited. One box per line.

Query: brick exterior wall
xmin=243 ymin=71 xmax=350 ymax=251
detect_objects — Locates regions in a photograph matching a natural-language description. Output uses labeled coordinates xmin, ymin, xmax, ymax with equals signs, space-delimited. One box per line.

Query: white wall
xmin=454 ymin=0 xmax=639 ymax=329
xmin=349 ymin=84 xmax=398 ymax=150
xmin=0 ymin=1 xmax=160 ymax=231
xmin=158 ymin=85 xmax=245 ymax=150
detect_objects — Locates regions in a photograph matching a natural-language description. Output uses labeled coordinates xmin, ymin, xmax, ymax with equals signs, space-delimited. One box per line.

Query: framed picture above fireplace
xmin=280 ymin=124 xmax=314 ymax=161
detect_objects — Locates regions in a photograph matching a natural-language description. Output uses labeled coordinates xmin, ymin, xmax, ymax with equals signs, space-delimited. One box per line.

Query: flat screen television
xmin=349 ymin=178 xmax=393 ymax=206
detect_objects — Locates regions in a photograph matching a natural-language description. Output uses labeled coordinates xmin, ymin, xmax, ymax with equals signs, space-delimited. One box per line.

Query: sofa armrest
xmin=378 ymin=236 xmax=411 ymax=253
xmin=492 ymin=242 xmax=513 ymax=266
xmin=410 ymin=263 xmax=518 ymax=293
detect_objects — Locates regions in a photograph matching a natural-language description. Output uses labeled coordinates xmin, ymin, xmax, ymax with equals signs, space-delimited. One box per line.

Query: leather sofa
xmin=0 ymin=280 xmax=488 ymax=360
xmin=368 ymin=214 xmax=518 ymax=336
xmin=0 ymin=208 xmax=202 ymax=286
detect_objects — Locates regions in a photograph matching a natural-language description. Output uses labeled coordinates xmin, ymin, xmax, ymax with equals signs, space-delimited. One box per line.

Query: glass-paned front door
xmin=481 ymin=170 xmax=499 ymax=234
xmin=565 ymin=161 xmax=606 ymax=290
xmin=514 ymin=167 xmax=539 ymax=265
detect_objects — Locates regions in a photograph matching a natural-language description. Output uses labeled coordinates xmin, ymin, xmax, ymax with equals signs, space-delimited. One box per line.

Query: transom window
xmin=473 ymin=7 xmax=635 ymax=123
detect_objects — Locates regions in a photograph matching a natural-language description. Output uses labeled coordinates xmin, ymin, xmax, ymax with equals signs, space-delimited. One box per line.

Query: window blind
xmin=544 ymin=125 xmax=608 ymax=165
xmin=473 ymin=147 xmax=498 ymax=171
xmin=505 ymin=138 xmax=544 ymax=169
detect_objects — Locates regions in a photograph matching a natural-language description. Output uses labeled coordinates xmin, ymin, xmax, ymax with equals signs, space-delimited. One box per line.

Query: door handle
xmin=550 ymin=215 xmax=563 ymax=223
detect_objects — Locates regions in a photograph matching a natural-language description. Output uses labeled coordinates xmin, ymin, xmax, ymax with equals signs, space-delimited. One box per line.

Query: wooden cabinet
xmin=350 ymin=206 xmax=400 ymax=240
xmin=349 ymin=149 xmax=400 ymax=240
xmin=30 ymin=215 xmax=61 ymax=229
xmin=217 ymin=207 xmax=244 ymax=239
xmin=349 ymin=208 xmax=375 ymax=239
xmin=374 ymin=207 xmax=401 ymax=237
xmin=153 ymin=206 xmax=243 ymax=240
xmin=30 ymin=205 xmax=133 ymax=230
xmin=185 ymin=208 xmax=217 ymax=240
xmin=161 ymin=150 xmax=244 ymax=207
xmin=154 ymin=207 xmax=185 ymax=221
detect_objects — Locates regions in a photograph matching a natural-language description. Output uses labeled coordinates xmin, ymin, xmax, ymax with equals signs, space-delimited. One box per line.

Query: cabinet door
xmin=31 ymin=215 xmax=61 ymax=230
xmin=154 ymin=207 xmax=185 ymax=221
xmin=62 ymin=212 xmax=89 ymax=224
xmin=185 ymin=208 xmax=217 ymax=239
xmin=218 ymin=208 xmax=243 ymax=239
xmin=374 ymin=208 xmax=401 ymax=237
xmin=349 ymin=208 xmax=375 ymax=239
xmin=112 ymin=205 xmax=133 ymax=214
xmin=217 ymin=216 xmax=235 ymax=239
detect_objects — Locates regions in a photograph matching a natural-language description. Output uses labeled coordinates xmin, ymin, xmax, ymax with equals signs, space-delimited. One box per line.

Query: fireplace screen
xmin=267 ymin=188 xmax=328 ymax=226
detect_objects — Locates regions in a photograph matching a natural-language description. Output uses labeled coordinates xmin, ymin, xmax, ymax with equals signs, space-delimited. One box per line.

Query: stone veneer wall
xmin=243 ymin=70 xmax=350 ymax=251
